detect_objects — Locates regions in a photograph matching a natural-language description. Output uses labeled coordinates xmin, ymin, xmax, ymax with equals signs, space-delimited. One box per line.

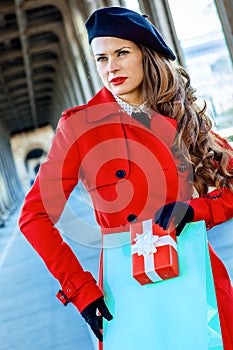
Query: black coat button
xmin=115 ymin=169 xmax=126 ymax=178
xmin=178 ymin=163 xmax=188 ymax=173
xmin=127 ymin=214 xmax=137 ymax=222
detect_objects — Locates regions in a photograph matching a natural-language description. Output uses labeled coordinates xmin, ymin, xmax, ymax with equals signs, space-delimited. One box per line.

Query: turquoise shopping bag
xmin=101 ymin=221 xmax=223 ymax=350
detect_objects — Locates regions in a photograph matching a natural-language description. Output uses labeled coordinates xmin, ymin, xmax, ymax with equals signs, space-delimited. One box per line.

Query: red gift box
xmin=130 ymin=219 xmax=179 ymax=285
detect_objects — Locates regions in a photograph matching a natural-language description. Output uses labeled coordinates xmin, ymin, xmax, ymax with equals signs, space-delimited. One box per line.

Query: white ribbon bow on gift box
xmin=134 ymin=232 xmax=160 ymax=256
xmin=132 ymin=220 xmax=177 ymax=257
xmin=131 ymin=219 xmax=178 ymax=283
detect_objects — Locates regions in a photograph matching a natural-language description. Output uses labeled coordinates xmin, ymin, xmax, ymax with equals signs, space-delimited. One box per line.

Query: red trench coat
xmin=19 ymin=87 xmax=233 ymax=349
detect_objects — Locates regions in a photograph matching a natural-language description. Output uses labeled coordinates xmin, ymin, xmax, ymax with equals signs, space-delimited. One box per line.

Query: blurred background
xmin=0 ymin=0 xmax=232 ymax=349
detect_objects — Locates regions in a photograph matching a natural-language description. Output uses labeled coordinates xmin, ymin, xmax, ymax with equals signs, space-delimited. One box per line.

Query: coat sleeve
xmin=18 ymin=114 xmax=103 ymax=312
xmin=190 ymin=135 xmax=233 ymax=229
xmin=190 ymin=188 xmax=233 ymax=229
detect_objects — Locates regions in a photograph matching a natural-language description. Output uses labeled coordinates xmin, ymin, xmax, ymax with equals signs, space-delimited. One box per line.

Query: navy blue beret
xmin=85 ymin=7 xmax=176 ymax=60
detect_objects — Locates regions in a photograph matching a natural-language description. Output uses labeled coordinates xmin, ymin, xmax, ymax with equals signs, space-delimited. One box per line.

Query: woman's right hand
xmin=81 ymin=297 xmax=113 ymax=342
xmin=154 ymin=201 xmax=194 ymax=236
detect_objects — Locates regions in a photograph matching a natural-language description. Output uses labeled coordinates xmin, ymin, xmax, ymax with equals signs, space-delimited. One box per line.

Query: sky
xmin=168 ymin=0 xmax=223 ymax=40
xmin=124 ymin=0 xmax=223 ymax=41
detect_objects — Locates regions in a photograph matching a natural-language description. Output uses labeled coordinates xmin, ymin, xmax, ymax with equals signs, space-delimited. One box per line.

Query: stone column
xmin=139 ymin=0 xmax=185 ymax=65
xmin=215 ymin=0 xmax=233 ymax=63
xmin=0 ymin=127 xmax=23 ymax=226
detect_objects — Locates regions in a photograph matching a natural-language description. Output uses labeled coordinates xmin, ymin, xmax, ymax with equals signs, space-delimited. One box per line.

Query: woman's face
xmin=91 ymin=37 xmax=144 ymax=106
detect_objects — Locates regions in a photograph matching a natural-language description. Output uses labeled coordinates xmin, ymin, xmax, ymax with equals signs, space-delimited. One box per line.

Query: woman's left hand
xmin=154 ymin=201 xmax=194 ymax=236
xmin=81 ymin=297 xmax=113 ymax=342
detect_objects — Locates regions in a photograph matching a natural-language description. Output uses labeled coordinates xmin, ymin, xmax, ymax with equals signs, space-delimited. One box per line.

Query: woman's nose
xmin=107 ymin=57 xmax=119 ymax=72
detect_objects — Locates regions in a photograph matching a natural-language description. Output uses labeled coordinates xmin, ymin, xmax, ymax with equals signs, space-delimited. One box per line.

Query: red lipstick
xmin=110 ymin=77 xmax=127 ymax=86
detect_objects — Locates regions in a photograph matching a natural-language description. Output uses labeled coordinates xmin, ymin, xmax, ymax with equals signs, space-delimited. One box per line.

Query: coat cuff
xmin=190 ymin=190 xmax=227 ymax=229
xmin=72 ymin=280 xmax=104 ymax=313
xmin=56 ymin=271 xmax=103 ymax=312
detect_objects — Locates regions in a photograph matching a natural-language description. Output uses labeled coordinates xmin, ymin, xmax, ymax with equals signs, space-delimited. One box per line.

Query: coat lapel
xmin=150 ymin=112 xmax=177 ymax=149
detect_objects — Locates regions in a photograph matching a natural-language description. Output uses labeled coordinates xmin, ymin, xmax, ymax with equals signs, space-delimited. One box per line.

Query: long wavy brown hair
xmin=140 ymin=45 xmax=233 ymax=196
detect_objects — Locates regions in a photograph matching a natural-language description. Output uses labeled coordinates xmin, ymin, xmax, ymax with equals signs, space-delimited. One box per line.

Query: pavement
xmin=0 ymin=184 xmax=232 ymax=350
xmin=0 ymin=186 xmax=101 ymax=350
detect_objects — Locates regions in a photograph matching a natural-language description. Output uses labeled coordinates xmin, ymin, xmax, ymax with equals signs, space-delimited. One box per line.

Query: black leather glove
xmin=81 ymin=297 xmax=113 ymax=342
xmin=154 ymin=201 xmax=194 ymax=236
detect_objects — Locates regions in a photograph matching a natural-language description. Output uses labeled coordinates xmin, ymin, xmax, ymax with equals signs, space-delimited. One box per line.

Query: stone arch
xmin=25 ymin=147 xmax=48 ymax=185
xmin=11 ymin=125 xmax=54 ymax=192
xmin=22 ymin=138 xmax=51 ymax=162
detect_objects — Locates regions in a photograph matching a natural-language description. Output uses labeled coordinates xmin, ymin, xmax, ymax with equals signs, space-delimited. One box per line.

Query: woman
xmin=19 ymin=7 xmax=233 ymax=349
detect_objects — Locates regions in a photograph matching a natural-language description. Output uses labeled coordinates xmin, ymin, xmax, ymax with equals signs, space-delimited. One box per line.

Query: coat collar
xmin=87 ymin=87 xmax=121 ymax=122
xmin=86 ymin=87 xmax=178 ymax=147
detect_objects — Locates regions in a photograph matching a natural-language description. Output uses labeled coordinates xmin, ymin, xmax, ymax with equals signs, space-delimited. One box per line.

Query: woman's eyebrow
xmin=94 ymin=46 xmax=131 ymax=56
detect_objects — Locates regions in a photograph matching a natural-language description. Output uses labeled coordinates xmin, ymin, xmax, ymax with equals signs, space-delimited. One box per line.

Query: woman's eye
xmin=118 ymin=50 xmax=129 ymax=56
xmin=96 ymin=56 xmax=107 ymax=62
